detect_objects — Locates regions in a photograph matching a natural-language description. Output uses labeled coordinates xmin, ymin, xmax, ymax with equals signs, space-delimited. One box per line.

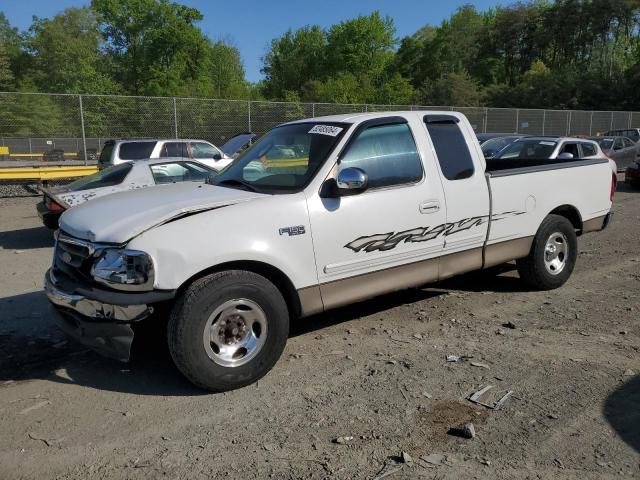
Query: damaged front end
xmin=45 ymin=232 xmax=175 ymax=362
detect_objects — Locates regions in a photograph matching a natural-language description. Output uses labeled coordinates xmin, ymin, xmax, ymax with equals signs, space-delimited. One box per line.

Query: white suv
xmin=98 ymin=138 xmax=234 ymax=172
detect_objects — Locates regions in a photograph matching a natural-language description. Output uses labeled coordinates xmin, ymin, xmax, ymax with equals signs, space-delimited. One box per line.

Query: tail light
xmin=45 ymin=196 xmax=64 ymax=212
xmin=610 ymin=174 xmax=616 ymax=202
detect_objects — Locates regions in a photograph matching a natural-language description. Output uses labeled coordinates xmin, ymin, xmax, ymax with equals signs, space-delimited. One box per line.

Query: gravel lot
xmin=0 ymin=186 xmax=638 ymax=479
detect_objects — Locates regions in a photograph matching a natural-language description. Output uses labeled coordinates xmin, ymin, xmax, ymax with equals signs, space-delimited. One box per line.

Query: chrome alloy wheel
xmin=203 ymin=299 xmax=268 ymax=367
xmin=544 ymin=232 xmax=569 ymax=275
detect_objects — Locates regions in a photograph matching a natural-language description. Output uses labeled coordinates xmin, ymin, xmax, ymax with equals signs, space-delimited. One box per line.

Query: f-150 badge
xmin=279 ymin=225 xmax=306 ymax=236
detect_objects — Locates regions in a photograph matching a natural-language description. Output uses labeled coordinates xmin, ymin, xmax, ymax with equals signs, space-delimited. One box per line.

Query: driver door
xmin=306 ymin=117 xmax=447 ymax=310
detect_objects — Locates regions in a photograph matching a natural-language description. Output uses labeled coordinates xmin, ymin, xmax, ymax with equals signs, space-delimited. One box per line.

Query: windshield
xmin=67 ymin=163 xmax=133 ymax=191
xmin=213 ymin=122 xmax=349 ymax=192
xmin=595 ymin=138 xmax=614 ymax=150
xmin=481 ymin=137 xmax=516 ymax=156
xmin=495 ymin=139 xmax=557 ymax=159
xmin=220 ymin=133 xmax=256 ymax=156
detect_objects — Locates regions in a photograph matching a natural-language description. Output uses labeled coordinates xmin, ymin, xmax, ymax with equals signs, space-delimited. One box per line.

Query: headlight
xmin=91 ymin=249 xmax=154 ymax=291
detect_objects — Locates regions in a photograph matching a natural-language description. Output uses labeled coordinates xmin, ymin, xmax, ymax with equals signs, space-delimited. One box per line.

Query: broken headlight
xmin=91 ymin=249 xmax=154 ymax=291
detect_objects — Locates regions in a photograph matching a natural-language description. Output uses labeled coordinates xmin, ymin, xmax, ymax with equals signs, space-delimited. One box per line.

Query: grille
xmin=56 ymin=233 xmax=95 ymax=268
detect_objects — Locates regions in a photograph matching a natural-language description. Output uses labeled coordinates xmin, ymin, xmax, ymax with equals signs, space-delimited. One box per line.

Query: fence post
xmin=589 ymin=111 xmax=593 ymax=135
xmin=542 ymin=110 xmax=546 ymax=136
xmin=515 ymin=109 xmax=520 ymax=133
xmin=629 ymin=112 xmax=633 ymax=128
xmin=248 ymin=101 xmax=252 ymax=132
xmin=610 ymin=111 xmax=614 ymax=130
xmin=28 ymin=137 xmax=32 ymax=154
xmin=312 ymin=103 xmax=316 ymax=117
xmin=484 ymin=108 xmax=488 ymax=133
xmin=172 ymin=97 xmax=178 ymax=138
xmin=78 ymin=94 xmax=88 ymax=166
xmin=567 ymin=111 xmax=572 ymax=136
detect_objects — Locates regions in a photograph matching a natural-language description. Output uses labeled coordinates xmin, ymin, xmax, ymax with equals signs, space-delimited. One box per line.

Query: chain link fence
xmin=0 ymin=91 xmax=638 ymax=163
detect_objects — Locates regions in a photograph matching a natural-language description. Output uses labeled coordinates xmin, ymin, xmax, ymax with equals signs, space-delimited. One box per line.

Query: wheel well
xmin=549 ymin=205 xmax=583 ymax=233
xmin=178 ymin=261 xmax=302 ymax=318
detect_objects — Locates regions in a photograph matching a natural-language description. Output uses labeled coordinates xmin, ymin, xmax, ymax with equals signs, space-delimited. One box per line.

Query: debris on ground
xmin=28 ymin=433 xmax=62 ymax=447
xmin=401 ymin=451 xmax=413 ymax=465
xmin=420 ymin=453 xmax=445 ymax=466
xmin=502 ymin=322 xmax=516 ymax=329
xmin=463 ymin=423 xmax=476 ymax=439
xmin=468 ymin=385 xmax=513 ymax=410
xmin=371 ymin=457 xmax=404 ymax=480
xmin=470 ymin=362 xmax=490 ymax=369
xmin=623 ymin=369 xmax=635 ymax=376
xmin=333 ymin=436 xmax=353 ymax=444
xmin=446 ymin=355 xmax=459 ymax=363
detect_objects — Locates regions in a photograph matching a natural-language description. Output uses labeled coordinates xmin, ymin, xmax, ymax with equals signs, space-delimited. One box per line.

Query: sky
xmin=1 ymin=0 xmax=508 ymax=83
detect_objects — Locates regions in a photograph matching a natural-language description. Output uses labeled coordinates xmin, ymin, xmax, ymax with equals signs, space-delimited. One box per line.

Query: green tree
xmin=261 ymin=25 xmax=326 ymax=99
xmin=25 ymin=7 xmax=118 ymax=94
xmin=0 ymin=41 xmax=14 ymax=90
xmin=325 ymin=12 xmax=395 ymax=79
xmin=92 ymin=0 xmax=210 ymax=95
xmin=419 ymin=71 xmax=485 ymax=106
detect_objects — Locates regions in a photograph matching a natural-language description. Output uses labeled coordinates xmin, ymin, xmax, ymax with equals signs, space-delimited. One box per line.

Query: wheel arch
xmin=548 ymin=205 xmax=583 ymax=234
xmin=177 ymin=260 xmax=303 ymax=319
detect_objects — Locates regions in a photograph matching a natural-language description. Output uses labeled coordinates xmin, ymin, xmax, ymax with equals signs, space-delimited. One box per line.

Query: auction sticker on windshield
xmin=308 ymin=125 xmax=343 ymax=136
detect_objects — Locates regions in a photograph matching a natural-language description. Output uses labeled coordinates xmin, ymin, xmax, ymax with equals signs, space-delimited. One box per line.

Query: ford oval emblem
xmin=62 ymin=252 xmax=72 ymax=263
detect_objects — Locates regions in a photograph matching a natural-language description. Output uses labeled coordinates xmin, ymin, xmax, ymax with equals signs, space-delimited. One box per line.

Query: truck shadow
xmin=603 ymin=375 xmax=640 ymax=453
xmin=0 ymin=266 xmax=528 ymax=396
xmin=0 ymin=225 xmax=54 ymax=250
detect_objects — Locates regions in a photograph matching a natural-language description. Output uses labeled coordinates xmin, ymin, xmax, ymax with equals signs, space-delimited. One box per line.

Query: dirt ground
xmin=0 ymin=186 xmax=638 ymax=480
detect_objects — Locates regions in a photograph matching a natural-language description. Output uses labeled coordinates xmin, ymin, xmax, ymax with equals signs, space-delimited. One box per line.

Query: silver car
xmin=589 ymin=136 xmax=638 ymax=171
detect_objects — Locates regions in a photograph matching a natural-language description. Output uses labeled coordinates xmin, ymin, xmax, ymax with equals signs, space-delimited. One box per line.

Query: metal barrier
xmin=0 ymin=165 xmax=98 ymax=181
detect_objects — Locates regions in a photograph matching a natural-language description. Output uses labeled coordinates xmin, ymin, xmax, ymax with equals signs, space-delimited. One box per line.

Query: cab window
xmin=340 ymin=122 xmax=423 ymax=188
xmin=424 ymin=116 xmax=475 ymax=180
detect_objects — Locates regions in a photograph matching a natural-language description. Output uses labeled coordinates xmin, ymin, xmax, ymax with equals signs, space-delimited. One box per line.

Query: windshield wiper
xmin=214 ymin=178 xmax=259 ymax=192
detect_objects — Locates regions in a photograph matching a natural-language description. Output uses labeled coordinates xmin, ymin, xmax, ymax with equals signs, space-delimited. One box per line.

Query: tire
xmin=168 ymin=270 xmax=289 ymax=392
xmin=516 ymin=214 xmax=577 ymax=290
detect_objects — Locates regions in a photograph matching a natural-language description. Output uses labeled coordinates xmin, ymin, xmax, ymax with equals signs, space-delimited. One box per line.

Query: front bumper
xmin=44 ymin=268 xmax=172 ymax=362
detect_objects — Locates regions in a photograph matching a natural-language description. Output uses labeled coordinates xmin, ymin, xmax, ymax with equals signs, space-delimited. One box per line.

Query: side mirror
xmin=558 ymin=152 xmax=574 ymax=160
xmin=213 ymin=153 xmax=223 ymax=160
xmin=337 ymin=167 xmax=368 ymax=192
xmin=320 ymin=167 xmax=369 ymax=198
xmin=483 ymin=150 xmax=495 ymax=159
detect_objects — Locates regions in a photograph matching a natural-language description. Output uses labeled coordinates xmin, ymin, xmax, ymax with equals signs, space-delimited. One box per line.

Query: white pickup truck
xmin=45 ymin=112 xmax=615 ymax=391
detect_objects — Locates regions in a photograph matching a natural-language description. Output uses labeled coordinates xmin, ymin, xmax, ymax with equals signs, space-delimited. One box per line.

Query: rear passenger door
xmin=423 ymin=115 xmax=490 ymax=277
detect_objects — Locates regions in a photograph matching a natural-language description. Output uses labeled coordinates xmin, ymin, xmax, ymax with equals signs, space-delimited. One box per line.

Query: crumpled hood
xmin=59 ymin=182 xmax=266 ymax=244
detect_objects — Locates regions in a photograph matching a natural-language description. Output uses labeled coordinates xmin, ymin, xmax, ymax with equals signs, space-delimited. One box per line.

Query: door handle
xmin=419 ymin=200 xmax=440 ymax=214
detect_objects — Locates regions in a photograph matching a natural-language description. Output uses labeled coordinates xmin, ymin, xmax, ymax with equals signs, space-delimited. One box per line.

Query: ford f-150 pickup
xmin=45 ymin=112 xmax=615 ymax=391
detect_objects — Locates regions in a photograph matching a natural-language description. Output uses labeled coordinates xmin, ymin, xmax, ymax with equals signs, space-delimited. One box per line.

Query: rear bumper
xmin=44 ymin=268 xmax=168 ymax=362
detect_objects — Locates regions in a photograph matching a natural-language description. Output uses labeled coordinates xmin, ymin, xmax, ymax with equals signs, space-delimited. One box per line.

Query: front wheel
xmin=168 ymin=270 xmax=289 ymax=392
xmin=516 ymin=214 xmax=577 ymax=290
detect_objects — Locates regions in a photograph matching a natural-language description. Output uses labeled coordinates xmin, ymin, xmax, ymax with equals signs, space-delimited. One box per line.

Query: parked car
xmin=603 ymin=128 xmax=640 ymax=143
xmin=97 ymin=135 xmax=253 ymax=171
xmin=493 ymin=136 xmax=603 ymax=160
xmin=626 ymin=161 xmax=640 ymax=188
xmin=480 ymin=135 xmax=528 ymax=159
xmin=588 ymin=136 xmax=638 ymax=171
xmin=37 ymin=158 xmax=217 ymax=229
xmin=77 ymin=148 xmax=99 ymax=162
xmin=46 ymin=111 xmax=614 ymax=391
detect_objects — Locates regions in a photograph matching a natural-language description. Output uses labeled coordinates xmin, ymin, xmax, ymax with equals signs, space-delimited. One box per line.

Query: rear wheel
xmin=168 ymin=270 xmax=289 ymax=392
xmin=516 ymin=215 xmax=577 ymax=290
